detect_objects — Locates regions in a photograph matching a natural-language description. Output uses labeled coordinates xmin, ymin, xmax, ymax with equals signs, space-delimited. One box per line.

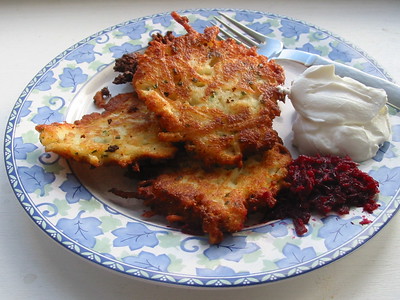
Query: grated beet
xmin=266 ymin=155 xmax=380 ymax=235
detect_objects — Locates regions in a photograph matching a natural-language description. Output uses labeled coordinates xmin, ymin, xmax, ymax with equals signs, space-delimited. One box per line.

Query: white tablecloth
xmin=1 ymin=0 xmax=399 ymax=299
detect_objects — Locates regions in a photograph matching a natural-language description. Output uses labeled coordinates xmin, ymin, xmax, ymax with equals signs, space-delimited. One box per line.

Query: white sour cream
xmin=287 ymin=65 xmax=391 ymax=162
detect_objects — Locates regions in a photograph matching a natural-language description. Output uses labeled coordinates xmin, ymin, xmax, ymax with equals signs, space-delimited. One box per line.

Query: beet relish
xmin=265 ymin=155 xmax=380 ymax=235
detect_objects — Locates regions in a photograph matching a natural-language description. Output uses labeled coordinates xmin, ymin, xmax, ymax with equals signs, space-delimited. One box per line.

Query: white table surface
xmin=1 ymin=0 xmax=399 ymax=299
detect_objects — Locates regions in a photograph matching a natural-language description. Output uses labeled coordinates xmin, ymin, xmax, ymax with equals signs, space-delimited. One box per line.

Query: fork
xmin=214 ymin=12 xmax=400 ymax=110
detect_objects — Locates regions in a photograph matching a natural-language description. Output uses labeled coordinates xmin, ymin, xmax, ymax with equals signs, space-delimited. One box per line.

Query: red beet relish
xmin=266 ymin=155 xmax=380 ymax=235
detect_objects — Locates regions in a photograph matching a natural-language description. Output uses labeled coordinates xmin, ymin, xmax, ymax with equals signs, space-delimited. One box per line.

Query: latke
xmin=132 ymin=12 xmax=286 ymax=167
xmin=35 ymin=92 xmax=177 ymax=168
xmin=137 ymin=142 xmax=292 ymax=244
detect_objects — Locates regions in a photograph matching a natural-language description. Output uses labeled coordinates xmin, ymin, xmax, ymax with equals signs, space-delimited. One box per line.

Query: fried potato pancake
xmin=35 ymin=92 xmax=177 ymax=168
xmin=133 ymin=12 xmax=286 ymax=167
xmin=136 ymin=142 xmax=292 ymax=244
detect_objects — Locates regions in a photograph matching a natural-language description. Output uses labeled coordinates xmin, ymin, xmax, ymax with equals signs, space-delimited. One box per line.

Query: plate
xmin=5 ymin=8 xmax=400 ymax=287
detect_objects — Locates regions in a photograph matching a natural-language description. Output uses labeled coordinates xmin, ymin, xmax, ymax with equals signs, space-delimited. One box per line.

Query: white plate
xmin=5 ymin=8 xmax=400 ymax=287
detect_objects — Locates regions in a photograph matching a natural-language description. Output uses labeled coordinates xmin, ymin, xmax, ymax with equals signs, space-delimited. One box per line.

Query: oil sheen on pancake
xmin=136 ymin=142 xmax=292 ymax=244
xmin=35 ymin=92 xmax=177 ymax=168
xmin=133 ymin=12 xmax=286 ymax=167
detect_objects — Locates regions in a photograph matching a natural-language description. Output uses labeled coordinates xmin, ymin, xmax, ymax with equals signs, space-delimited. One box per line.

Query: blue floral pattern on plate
xmin=4 ymin=8 xmax=400 ymax=288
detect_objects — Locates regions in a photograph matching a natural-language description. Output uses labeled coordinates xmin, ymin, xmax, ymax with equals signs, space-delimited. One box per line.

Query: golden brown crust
xmin=35 ymin=93 xmax=177 ymax=168
xmin=133 ymin=12 xmax=285 ymax=167
xmin=136 ymin=142 xmax=292 ymax=244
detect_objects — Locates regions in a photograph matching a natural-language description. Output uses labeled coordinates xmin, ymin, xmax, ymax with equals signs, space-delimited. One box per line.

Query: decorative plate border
xmin=4 ymin=8 xmax=400 ymax=287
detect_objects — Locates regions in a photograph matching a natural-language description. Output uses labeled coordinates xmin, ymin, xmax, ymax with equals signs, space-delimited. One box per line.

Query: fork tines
xmin=214 ymin=12 xmax=266 ymax=47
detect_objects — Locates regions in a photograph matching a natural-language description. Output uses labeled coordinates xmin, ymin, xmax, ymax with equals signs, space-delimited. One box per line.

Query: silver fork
xmin=214 ymin=12 xmax=400 ymax=110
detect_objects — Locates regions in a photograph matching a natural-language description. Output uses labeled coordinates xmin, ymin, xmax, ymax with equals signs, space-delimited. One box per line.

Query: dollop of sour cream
xmin=287 ymin=65 xmax=391 ymax=162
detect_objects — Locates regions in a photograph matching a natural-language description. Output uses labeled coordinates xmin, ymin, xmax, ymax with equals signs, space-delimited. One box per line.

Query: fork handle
xmin=314 ymin=57 xmax=400 ymax=110
xmin=320 ymin=58 xmax=400 ymax=110
xmin=276 ymin=51 xmax=400 ymax=110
